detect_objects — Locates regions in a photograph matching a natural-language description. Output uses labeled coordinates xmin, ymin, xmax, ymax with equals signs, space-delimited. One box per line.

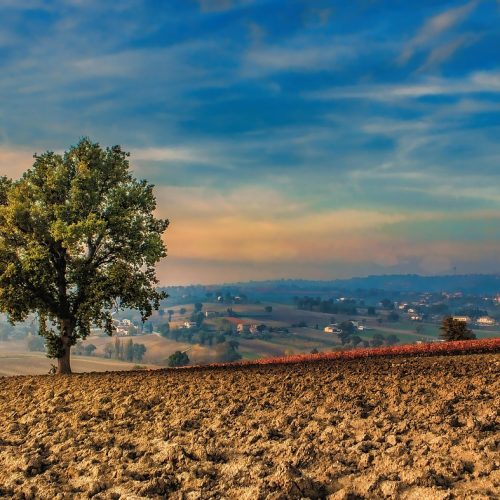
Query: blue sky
xmin=1 ymin=0 xmax=500 ymax=284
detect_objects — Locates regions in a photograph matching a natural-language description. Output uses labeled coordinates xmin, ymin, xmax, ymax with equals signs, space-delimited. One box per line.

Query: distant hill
xmin=229 ymin=274 xmax=500 ymax=294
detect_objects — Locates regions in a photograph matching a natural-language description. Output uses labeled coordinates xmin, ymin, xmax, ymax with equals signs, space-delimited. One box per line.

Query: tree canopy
xmin=0 ymin=138 xmax=168 ymax=373
xmin=439 ymin=317 xmax=476 ymax=341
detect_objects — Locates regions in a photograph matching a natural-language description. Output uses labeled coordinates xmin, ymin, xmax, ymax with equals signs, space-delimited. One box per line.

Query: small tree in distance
xmin=0 ymin=139 xmax=168 ymax=374
xmin=440 ymin=317 xmax=476 ymax=341
xmin=167 ymin=350 xmax=190 ymax=367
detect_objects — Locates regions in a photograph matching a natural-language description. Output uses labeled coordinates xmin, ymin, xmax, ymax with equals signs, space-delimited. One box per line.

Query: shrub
xmin=167 ymin=350 xmax=190 ymax=367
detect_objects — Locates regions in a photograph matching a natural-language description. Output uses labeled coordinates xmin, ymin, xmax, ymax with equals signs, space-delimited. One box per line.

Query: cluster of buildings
xmin=236 ymin=323 xmax=268 ymax=335
xmin=452 ymin=315 xmax=496 ymax=327
xmin=324 ymin=321 xmax=371 ymax=334
xmin=113 ymin=318 xmax=139 ymax=336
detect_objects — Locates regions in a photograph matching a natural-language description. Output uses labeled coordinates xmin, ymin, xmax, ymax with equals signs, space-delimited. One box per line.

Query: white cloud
xmin=418 ymin=33 xmax=479 ymax=72
xmin=242 ymin=35 xmax=358 ymax=76
xmin=398 ymin=0 xmax=479 ymax=64
xmin=308 ymin=71 xmax=500 ymax=101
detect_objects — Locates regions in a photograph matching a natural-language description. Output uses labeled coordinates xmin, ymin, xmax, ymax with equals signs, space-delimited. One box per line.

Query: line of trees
xmin=103 ymin=337 xmax=147 ymax=362
xmin=294 ymin=296 xmax=358 ymax=315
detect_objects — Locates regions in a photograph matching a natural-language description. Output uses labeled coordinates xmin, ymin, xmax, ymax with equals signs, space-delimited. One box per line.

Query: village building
xmin=476 ymin=316 xmax=496 ymax=326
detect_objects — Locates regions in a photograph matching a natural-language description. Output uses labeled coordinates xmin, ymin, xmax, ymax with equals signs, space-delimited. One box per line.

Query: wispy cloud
xmin=418 ymin=33 xmax=479 ymax=72
xmin=241 ymin=35 xmax=358 ymax=76
xmin=398 ymin=0 xmax=479 ymax=65
xmin=308 ymin=71 xmax=500 ymax=101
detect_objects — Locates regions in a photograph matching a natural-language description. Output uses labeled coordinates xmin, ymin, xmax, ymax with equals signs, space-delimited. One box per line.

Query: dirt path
xmin=0 ymin=353 xmax=498 ymax=499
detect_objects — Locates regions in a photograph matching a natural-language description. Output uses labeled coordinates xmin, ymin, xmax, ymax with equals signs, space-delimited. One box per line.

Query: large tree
xmin=0 ymin=138 xmax=168 ymax=374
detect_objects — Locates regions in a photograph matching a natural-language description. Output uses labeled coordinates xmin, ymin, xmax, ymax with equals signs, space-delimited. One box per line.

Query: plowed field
xmin=1 ymin=353 xmax=499 ymax=499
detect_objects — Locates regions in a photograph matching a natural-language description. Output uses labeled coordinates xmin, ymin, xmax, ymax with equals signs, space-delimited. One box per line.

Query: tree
xmin=167 ymin=309 xmax=175 ymax=321
xmin=124 ymin=338 xmax=134 ymax=361
xmin=215 ymin=340 xmax=241 ymax=362
xmin=83 ymin=343 xmax=96 ymax=356
xmin=179 ymin=308 xmax=187 ymax=315
xmin=132 ymin=343 xmax=147 ymax=362
xmin=380 ymin=298 xmax=394 ymax=309
xmin=350 ymin=335 xmax=362 ymax=347
xmin=167 ymin=350 xmax=189 ymax=367
xmin=158 ymin=322 xmax=170 ymax=338
xmin=0 ymin=139 xmax=168 ymax=374
xmin=367 ymin=306 xmax=376 ymax=316
xmin=385 ymin=334 xmax=400 ymax=346
xmin=265 ymin=305 xmax=272 ymax=313
xmin=439 ymin=317 xmax=476 ymax=341
xmin=194 ymin=302 xmax=203 ymax=312
xmin=339 ymin=321 xmax=356 ymax=336
xmin=371 ymin=333 xmax=385 ymax=347
xmin=103 ymin=343 xmax=113 ymax=359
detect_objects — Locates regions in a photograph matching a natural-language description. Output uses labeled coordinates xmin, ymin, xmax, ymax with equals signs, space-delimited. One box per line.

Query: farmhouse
xmin=249 ymin=324 xmax=268 ymax=335
xmin=237 ymin=323 xmax=250 ymax=334
xmin=183 ymin=321 xmax=198 ymax=329
xmin=324 ymin=325 xmax=342 ymax=334
xmin=476 ymin=316 xmax=496 ymax=326
xmin=452 ymin=316 xmax=471 ymax=323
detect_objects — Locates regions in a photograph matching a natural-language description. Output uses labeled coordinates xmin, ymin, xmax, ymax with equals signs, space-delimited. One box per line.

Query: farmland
xmin=1 ymin=351 xmax=498 ymax=498
xmin=2 ymin=295 xmax=500 ymax=376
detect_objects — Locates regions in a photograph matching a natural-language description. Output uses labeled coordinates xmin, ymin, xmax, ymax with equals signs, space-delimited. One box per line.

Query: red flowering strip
xmin=192 ymin=337 xmax=500 ymax=370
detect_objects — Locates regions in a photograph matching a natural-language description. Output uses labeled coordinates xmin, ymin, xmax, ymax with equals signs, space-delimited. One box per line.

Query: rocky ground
xmin=0 ymin=353 xmax=499 ymax=499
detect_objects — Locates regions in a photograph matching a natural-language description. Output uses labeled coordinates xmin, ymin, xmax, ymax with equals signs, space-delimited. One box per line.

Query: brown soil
xmin=0 ymin=353 xmax=498 ymax=499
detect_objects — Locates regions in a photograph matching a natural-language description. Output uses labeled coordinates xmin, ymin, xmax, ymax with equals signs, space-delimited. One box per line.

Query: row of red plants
xmin=192 ymin=337 xmax=500 ymax=370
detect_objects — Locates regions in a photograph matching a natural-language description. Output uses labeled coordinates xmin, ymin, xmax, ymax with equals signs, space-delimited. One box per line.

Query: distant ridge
xmin=220 ymin=274 xmax=500 ymax=294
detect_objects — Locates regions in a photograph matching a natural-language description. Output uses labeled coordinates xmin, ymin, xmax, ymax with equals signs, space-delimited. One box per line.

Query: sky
xmin=1 ymin=0 xmax=500 ymax=285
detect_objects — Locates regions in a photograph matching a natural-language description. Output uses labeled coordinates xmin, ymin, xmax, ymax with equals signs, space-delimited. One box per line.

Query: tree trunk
xmin=57 ymin=320 xmax=73 ymax=375
xmin=57 ymin=339 xmax=72 ymax=374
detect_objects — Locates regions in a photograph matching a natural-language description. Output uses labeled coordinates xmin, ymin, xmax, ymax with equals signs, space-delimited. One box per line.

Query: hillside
xmin=1 ymin=353 xmax=498 ymax=499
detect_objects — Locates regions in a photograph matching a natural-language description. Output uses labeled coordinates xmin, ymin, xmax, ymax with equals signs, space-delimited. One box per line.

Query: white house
xmin=452 ymin=316 xmax=471 ymax=323
xmin=476 ymin=316 xmax=496 ymax=326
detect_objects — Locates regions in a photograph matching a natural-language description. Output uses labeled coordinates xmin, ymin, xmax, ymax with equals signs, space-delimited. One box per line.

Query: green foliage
xmin=132 ymin=343 xmax=146 ymax=362
xmin=440 ymin=317 xmax=476 ymax=341
xmin=83 ymin=343 xmax=96 ymax=356
xmin=371 ymin=333 xmax=385 ymax=347
xmin=350 ymin=335 xmax=362 ymax=347
xmin=339 ymin=321 xmax=356 ymax=344
xmin=380 ymin=298 xmax=394 ymax=309
xmin=190 ymin=311 xmax=204 ymax=327
xmin=385 ymin=334 xmax=400 ymax=345
xmin=158 ymin=322 xmax=170 ymax=338
xmin=167 ymin=350 xmax=190 ymax=367
xmin=215 ymin=340 xmax=241 ymax=362
xmin=0 ymin=139 xmax=168 ymax=373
